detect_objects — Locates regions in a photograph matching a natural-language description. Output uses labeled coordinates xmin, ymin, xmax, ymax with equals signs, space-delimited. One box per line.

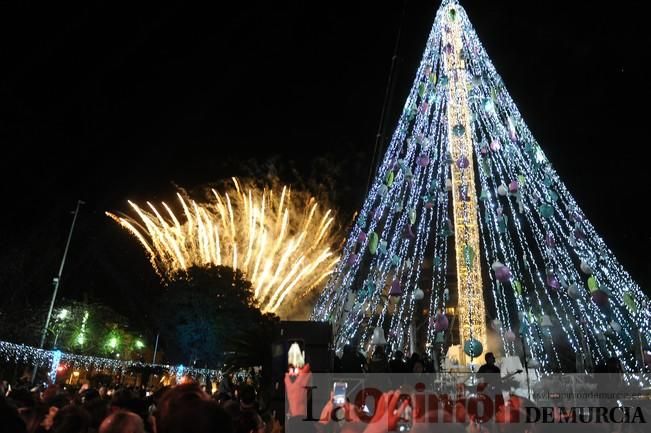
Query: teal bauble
xmin=463 ymin=338 xmax=484 ymax=358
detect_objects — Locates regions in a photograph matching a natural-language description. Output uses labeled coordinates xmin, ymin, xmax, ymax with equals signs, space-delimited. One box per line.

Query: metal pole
xmin=32 ymin=200 xmax=84 ymax=383
xmin=365 ymin=0 xmax=409 ymax=193
xmin=519 ymin=331 xmax=532 ymax=401
xmin=152 ymin=333 xmax=160 ymax=364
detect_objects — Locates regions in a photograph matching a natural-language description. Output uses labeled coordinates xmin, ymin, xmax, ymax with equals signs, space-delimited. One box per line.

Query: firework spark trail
xmin=106 ymin=178 xmax=340 ymax=315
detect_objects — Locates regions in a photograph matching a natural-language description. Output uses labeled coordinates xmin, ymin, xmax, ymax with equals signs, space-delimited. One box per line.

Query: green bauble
xmin=623 ymin=292 xmax=637 ymax=313
xmin=386 ymin=170 xmax=395 ymax=187
xmin=464 ymin=339 xmax=483 ymax=358
xmin=539 ymin=203 xmax=554 ymax=219
xmin=368 ymin=232 xmax=379 ymax=255
xmin=587 ymin=275 xmax=599 ymax=293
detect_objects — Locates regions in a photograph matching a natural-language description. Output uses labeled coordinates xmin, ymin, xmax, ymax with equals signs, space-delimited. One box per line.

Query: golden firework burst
xmin=107 ymin=178 xmax=340 ymax=314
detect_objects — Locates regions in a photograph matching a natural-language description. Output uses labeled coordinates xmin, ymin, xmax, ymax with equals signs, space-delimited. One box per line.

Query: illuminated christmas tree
xmin=312 ymin=0 xmax=650 ymax=372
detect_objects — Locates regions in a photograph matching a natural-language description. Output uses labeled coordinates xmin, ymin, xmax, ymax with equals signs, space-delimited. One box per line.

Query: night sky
xmin=1 ymin=0 xmax=650 ymax=327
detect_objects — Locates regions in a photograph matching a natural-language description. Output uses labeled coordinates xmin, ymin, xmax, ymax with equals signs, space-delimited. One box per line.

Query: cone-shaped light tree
xmin=312 ymin=0 xmax=650 ymax=372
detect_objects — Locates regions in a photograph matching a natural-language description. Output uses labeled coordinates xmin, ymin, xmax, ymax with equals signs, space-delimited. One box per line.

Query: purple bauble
xmin=591 ymin=290 xmax=609 ymax=307
xmin=509 ymin=180 xmax=519 ymax=193
xmin=574 ymin=228 xmax=586 ymax=240
xmin=546 ymin=274 xmax=560 ymax=291
xmin=457 ymin=156 xmax=470 ymax=169
xmin=495 ymin=265 xmax=512 ymax=283
xmin=357 ymin=231 xmax=367 ymax=243
xmin=545 ymin=231 xmax=555 ymax=248
xmin=347 ymin=253 xmax=358 ymax=266
xmin=389 ymin=279 xmax=402 ymax=296
xmin=417 ymin=154 xmax=430 ymax=167
xmin=404 ymin=223 xmax=416 ymax=240
xmin=433 ymin=313 xmax=449 ymax=332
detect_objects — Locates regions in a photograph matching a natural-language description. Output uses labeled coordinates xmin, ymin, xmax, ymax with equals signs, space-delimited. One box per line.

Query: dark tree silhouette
xmin=155 ymin=265 xmax=278 ymax=369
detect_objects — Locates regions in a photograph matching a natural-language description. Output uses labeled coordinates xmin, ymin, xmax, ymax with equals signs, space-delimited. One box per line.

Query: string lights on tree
xmin=312 ymin=0 xmax=651 ymax=373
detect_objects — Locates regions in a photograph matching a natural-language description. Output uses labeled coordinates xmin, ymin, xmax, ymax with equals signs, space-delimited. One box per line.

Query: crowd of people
xmin=0 ymin=377 xmax=277 ymax=433
xmin=335 ymin=345 xmax=435 ymax=374
xmin=0 ymin=345 xmax=446 ymax=433
xmin=0 ymin=350 xmax=636 ymax=433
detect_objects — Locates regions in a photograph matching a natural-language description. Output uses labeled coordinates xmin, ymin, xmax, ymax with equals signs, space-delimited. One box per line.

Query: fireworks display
xmin=106 ymin=178 xmax=340 ymax=315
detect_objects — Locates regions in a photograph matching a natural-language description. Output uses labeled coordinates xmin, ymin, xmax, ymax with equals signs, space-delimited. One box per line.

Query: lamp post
xmin=519 ymin=330 xmax=532 ymax=401
xmin=32 ymin=200 xmax=84 ymax=383
xmin=152 ymin=333 xmax=160 ymax=364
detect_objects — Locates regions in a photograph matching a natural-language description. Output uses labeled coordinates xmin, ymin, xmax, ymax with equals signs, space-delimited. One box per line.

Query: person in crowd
xmin=406 ymin=352 xmax=421 ymax=372
xmin=153 ymin=383 xmax=210 ymax=433
xmin=476 ymin=352 xmax=503 ymax=396
xmin=159 ymin=399 xmax=232 ymax=433
xmin=1 ymin=393 xmax=28 ymax=433
xmin=389 ymin=350 xmax=406 ymax=373
xmin=411 ymin=360 xmax=425 ymax=373
xmin=340 ymin=344 xmax=367 ymax=373
xmin=477 ymin=352 xmax=500 ymax=375
xmin=98 ymin=410 xmax=144 ymax=433
xmin=39 ymin=394 xmax=70 ymax=432
xmin=367 ymin=345 xmax=389 ymax=373
xmin=217 ymin=375 xmax=233 ymax=402
xmin=50 ymin=405 xmax=90 ymax=433
xmin=17 ymin=406 xmax=46 ymax=433
xmin=235 ymin=409 xmax=265 ymax=433
xmin=237 ymin=383 xmax=257 ymax=412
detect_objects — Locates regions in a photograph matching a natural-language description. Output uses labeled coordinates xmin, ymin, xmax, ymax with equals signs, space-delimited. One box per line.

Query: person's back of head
xmin=7 ymin=387 xmax=35 ymax=409
xmin=161 ymin=399 xmax=232 ymax=433
xmin=155 ymin=382 xmax=209 ymax=429
xmin=110 ymin=388 xmax=137 ymax=409
xmin=235 ymin=409 xmax=264 ymax=433
xmin=238 ymin=384 xmax=256 ymax=410
xmin=0 ymin=397 xmax=28 ymax=433
xmin=52 ymin=405 xmax=91 ymax=433
xmin=221 ymin=399 xmax=241 ymax=425
xmin=412 ymin=360 xmax=425 ymax=373
xmin=83 ymin=398 xmax=109 ymax=431
xmin=17 ymin=405 xmax=47 ymax=433
xmin=98 ymin=410 xmax=144 ymax=433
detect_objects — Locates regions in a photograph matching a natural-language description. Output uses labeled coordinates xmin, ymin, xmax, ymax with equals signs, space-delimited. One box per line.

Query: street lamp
xmin=32 ymin=200 xmax=84 ymax=383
